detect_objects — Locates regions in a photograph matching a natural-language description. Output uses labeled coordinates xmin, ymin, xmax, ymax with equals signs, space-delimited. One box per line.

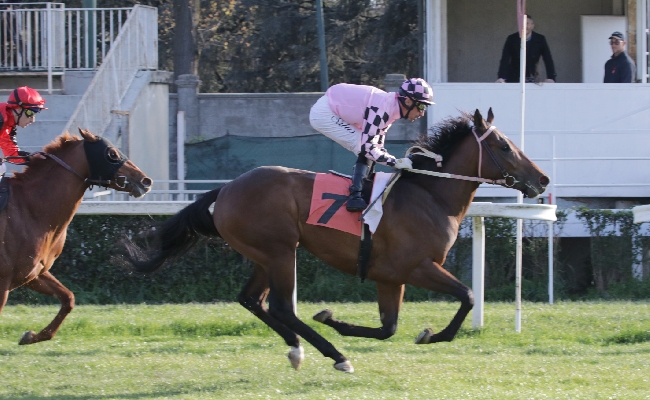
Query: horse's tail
xmin=123 ymin=187 xmax=222 ymax=274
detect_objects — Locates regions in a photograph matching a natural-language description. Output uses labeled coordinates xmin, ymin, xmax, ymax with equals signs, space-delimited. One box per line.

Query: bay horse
xmin=123 ymin=109 xmax=549 ymax=373
xmin=0 ymin=129 xmax=152 ymax=345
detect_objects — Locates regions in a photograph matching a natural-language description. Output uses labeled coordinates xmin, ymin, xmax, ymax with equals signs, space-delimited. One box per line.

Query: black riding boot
xmin=346 ymin=162 xmax=370 ymax=212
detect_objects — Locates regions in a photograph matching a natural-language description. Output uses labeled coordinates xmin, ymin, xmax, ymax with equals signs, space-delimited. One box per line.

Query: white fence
xmin=0 ymin=3 xmax=131 ymax=70
xmin=1 ymin=3 xmax=136 ymax=93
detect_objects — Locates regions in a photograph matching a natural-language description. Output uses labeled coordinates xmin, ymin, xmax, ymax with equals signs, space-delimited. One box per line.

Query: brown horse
xmin=0 ymin=129 xmax=152 ymax=345
xmin=123 ymin=109 xmax=549 ymax=373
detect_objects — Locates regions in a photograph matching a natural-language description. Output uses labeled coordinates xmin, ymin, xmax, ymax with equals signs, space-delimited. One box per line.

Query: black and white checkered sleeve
xmin=360 ymin=106 xmax=397 ymax=166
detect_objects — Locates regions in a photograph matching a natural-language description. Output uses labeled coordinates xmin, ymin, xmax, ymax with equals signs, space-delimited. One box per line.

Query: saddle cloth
xmin=306 ymin=172 xmax=395 ymax=236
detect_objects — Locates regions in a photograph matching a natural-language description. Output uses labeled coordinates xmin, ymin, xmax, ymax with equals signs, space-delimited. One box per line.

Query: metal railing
xmin=61 ymin=4 xmax=158 ymax=137
xmin=87 ymin=180 xmax=231 ymax=202
xmin=1 ymin=3 xmax=135 ymax=92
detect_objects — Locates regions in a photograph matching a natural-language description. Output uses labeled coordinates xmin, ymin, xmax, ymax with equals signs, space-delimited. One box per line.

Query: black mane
xmin=413 ymin=112 xmax=474 ymax=162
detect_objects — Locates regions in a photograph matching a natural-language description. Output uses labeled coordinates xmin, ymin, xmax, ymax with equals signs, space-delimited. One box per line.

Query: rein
xmin=404 ymin=125 xmax=516 ymax=187
xmin=3 ymin=152 xmax=126 ymax=188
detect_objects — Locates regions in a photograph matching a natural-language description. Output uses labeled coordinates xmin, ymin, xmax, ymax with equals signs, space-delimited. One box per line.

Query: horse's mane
xmin=12 ymin=132 xmax=82 ymax=181
xmin=413 ymin=112 xmax=474 ymax=162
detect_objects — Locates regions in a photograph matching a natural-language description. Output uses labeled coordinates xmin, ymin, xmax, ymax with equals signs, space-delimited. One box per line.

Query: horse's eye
xmin=501 ymin=143 xmax=511 ymax=152
xmin=107 ymin=148 xmax=121 ymax=162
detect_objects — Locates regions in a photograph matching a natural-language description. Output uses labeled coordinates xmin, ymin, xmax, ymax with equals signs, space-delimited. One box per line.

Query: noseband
xmin=471 ymin=126 xmax=518 ymax=188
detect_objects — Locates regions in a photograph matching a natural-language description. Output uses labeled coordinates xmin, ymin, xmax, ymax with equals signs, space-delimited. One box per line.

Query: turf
xmin=0 ymin=301 xmax=649 ymax=399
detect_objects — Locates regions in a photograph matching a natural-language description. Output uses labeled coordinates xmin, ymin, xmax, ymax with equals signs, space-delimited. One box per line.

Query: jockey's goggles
xmin=415 ymin=102 xmax=427 ymax=111
xmin=23 ymin=108 xmax=41 ymax=118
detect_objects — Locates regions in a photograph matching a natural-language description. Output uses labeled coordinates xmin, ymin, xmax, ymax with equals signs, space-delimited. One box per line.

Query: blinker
xmin=83 ymin=137 xmax=127 ymax=184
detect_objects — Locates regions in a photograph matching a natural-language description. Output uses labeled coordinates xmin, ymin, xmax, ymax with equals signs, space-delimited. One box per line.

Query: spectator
xmin=309 ymin=78 xmax=433 ymax=212
xmin=604 ymin=31 xmax=636 ymax=83
xmin=496 ymin=15 xmax=556 ymax=83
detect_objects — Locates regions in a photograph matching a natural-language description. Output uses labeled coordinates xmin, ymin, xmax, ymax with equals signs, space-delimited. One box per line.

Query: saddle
xmin=0 ymin=176 xmax=10 ymax=213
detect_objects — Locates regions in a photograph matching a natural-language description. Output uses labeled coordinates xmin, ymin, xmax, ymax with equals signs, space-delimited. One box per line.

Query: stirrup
xmin=346 ymin=196 xmax=367 ymax=212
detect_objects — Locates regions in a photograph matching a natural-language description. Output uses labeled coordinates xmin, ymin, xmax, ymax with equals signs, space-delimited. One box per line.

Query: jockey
xmin=309 ymin=78 xmax=434 ymax=212
xmin=0 ymin=86 xmax=48 ymax=175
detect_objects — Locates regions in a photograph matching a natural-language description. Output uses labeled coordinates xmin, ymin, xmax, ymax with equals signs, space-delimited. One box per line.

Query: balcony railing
xmin=1 ymin=3 xmax=139 ymax=92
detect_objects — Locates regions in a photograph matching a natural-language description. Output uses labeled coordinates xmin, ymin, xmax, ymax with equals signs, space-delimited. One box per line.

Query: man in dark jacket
xmin=604 ymin=31 xmax=636 ymax=83
xmin=496 ymin=15 xmax=557 ymax=83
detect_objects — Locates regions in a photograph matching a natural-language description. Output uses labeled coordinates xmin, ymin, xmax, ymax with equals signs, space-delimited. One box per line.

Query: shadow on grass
xmin=604 ymin=330 xmax=650 ymax=345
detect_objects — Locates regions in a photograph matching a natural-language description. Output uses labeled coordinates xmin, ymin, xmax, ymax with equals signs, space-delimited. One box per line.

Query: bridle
xmin=471 ymin=126 xmax=518 ymax=187
xmin=2 ymin=149 xmax=128 ymax=189
xmin=404 ymin=125 xmax=518 ymax=188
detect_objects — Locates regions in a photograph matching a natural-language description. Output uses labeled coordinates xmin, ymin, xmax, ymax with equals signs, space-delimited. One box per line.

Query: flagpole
xmin=515 ymin=6 xmax=526 ymax=334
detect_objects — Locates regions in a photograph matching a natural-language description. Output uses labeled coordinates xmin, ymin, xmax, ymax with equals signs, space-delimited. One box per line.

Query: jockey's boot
xmin=346 ymin=162 xmax=370 ymax=212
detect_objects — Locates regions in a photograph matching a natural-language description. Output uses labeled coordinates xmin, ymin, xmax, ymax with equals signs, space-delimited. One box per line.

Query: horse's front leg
xmin=313 ymin=282 xmax=404 ymax=340
xmin=237 ymin=263 xmax=304 ymax=370
xmin=262 ymin=256 xmax=353 ymax=373
xmin=19 ymin=270 xmax=75 ymax=345
xmin=406 ymin=259 xmax=474 ymax=344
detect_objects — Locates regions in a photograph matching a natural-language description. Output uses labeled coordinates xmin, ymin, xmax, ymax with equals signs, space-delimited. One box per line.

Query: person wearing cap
xmin=604 ymin=31 xmax=636 ymax=83
xmin=496 ymin=15 xmax=557 ymax=83
xmin=309 ymin=78 xmax=434 ymax=211
xmin=0 ymin=86 xmax=48 ymax=176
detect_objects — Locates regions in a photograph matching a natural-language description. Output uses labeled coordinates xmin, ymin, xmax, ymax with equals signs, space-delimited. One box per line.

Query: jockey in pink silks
xmin=309 ymin=78 xmax=434 ymax=211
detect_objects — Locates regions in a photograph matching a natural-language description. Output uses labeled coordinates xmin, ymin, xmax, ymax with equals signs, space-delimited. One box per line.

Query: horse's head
xmin=471 ymin=109 xmax=549 ymax=198
xmin=79 ymin=129 xmax=152 ymax=198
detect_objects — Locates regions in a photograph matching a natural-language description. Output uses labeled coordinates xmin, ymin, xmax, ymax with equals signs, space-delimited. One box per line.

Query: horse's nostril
xmin=141 ymin=177 xmax=153 ymax=187
xmin=539 ymin=176 xmax=550 ymax=187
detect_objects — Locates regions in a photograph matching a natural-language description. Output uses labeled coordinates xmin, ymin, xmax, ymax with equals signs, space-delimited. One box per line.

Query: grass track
xmin=1 ymin=301 xmax=649 ymax=399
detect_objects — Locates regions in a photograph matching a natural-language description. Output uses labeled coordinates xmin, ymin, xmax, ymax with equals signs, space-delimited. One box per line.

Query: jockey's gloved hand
xmin=394 ymin=158 xmax=413 ymax=169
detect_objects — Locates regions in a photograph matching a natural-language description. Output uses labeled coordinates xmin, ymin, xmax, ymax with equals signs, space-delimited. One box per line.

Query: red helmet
xmin=7 ymin=86 xmax=47 ymax=110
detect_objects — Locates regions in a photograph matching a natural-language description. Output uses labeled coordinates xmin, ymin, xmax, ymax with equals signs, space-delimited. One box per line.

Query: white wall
xmin=429 ymin=83 xmax=650 ymax=202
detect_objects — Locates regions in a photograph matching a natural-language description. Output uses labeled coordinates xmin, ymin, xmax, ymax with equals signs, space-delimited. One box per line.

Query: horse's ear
xmin=473 ymin=109 xmax=487 ymax=130
xmin=487 ymin=107 xmax=494 ymax=124
xmin=78 ymin=128 xmax=99 ymax=142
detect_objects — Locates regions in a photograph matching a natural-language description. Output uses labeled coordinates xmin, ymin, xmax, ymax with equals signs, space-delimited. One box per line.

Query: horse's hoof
xmin=312 ymin=309 xmax=333 ymax=323
xmin=287 ymin=345 xmax=304 ymax=370
xmin=415 ymin=328 xmax=434 ymax=344
xmin=19 ymin=330 xmax=36 ymax=345
xmin=333 ymin=360 xmax=354 ymax=373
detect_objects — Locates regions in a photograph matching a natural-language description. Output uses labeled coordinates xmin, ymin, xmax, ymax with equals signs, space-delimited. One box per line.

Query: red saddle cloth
xmin=306 ymin=173 xmax=362 ymax=236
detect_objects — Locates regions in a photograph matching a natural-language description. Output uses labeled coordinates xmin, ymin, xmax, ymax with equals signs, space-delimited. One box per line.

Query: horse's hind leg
xmin=264 ymin=257 xmax=353 ymax=373
xmin=19 ymin=271 xmax=74 ymax=345
xmin=238 ymin=263 xmax=305 ymax=369
xmin=313 ymin=282 xmax=404 ymax=340
xmin=406 ymin=259 xmax=474 ymax=344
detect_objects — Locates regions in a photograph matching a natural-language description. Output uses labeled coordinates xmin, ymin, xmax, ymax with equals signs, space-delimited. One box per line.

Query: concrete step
xmin=39 ymin=94 xmax=83 ymax=121
xmin=17 ymin=121 xmax=69 ymax=152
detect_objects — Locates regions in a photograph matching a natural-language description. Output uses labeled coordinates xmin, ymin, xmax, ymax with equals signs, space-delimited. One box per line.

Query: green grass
xmin=1 ymin=301 xmax=649 ymax=399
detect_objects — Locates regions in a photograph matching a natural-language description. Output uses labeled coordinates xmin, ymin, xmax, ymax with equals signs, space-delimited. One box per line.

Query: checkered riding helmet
xmin=7 ymin=86 xmax=47 ymax=110
xmin=398 ymin=78 xmax=434 ymax=105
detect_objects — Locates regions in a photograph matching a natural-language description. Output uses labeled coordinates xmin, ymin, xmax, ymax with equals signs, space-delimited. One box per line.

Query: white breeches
xmin=0 ymin=162 xmax=6 ymax=177
xmin=309 ymin=95 xmax=362 ymax=155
